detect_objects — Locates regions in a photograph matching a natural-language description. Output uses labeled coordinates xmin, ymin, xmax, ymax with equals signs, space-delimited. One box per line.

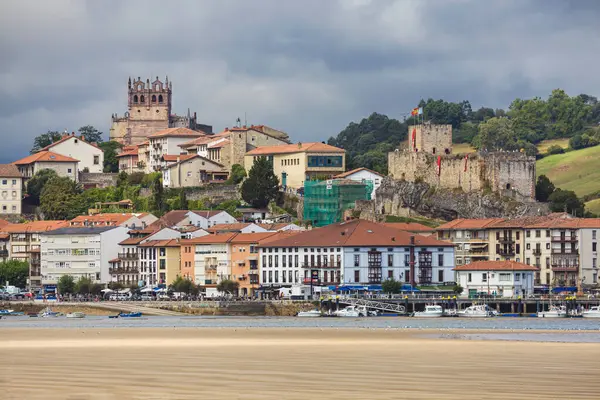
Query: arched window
xmin=152 ymin=95 xmax=157 ymax=103
xmin=158 ymin=95 xmax=163 ymax=103
xmin=133 ymin=95 xmax=138 ymax=103
xmin=506 ymin=183 xmax=511 ymax=190
xmin=140 ymin=95 xmax=145 ymax=103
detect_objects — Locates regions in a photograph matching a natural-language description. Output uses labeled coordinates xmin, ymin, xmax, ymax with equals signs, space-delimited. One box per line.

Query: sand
xmin=1 ymin=328 xmax=599 ymax=399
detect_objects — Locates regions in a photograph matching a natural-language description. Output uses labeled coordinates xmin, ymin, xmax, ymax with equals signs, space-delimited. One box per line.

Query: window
xmin=133 ymin=95 xmax=138 ymax=103
xmin=152 ymin=95 xmax=157 ymax=103
xmin=546 ymin=230 xmax=550 ymax=237
xmin=526 ymin=230 xmax=530 ymax=238
xmin=159 ymin=259 xmax=166 ymax=269
xmin=88 ymin=262 xmax=96 ymax=268
xmin=516 ymin=231 xmax=520 ymax=240
xmin=262 ymin=271 xmax=266 ymax=282
xmin=499 ymin=273 xmax=510 ymax=281
xmin=404 ymin=254 xmax=410 ymax=267
xmin=438 ymin=270 xmax=444 ymax=282
xmin=388 ymin=254 xmax=393 ymax=267
xmin=594 ymin=231 xmax=598 ymax=240
xmin=468 ymin=273 xmax=472 ymax=283
xmin=438 ymin=254 xmax=444 ymax=267
xmin=526 ymin=243 xmax=530 ymax=250
xmin=159 ymin=95 xmax=163 ymax=103
xmin=160 ymin=248 xmax=166 ymax=257
xmin=593 ymin=258 xmax=597 ymax=269
xmin=289 ymin=271 xmax=293 ymax=283
xmin=275 ymin=271 xmax=279 ymax=283
xmin=516 ymin=244 xmax=520 ymax=253
xmin=11 ymin=205 xmax=16 ymax=211
xmin=268 ymin=271 xmax=272 ymax=283
xmin=140 ymin=95 xmax=145 ymax=102
xmin=11 ymin=180 xmax=16 ymax=185
xmin=546 ymin=243 xmax=550 ymax=250
xmin=526 ymin=258 xmax=530 ymax=265
xmin=594 ymin=243 xmax=597 ymax=252
xmin=354 ymin=254 xmax=360 ymax=267
xmin=354 ymin=270 xmax=360 ymax=283
xmin=482 ymin=273 xmax=487 ymax=282
xmin=93 ymin=155 xmax=99 ymax=165
xmin=67 ymin=168 xmax=72 ymax=173
xmin=388 ymin=270 xmax=393 ymax=279
xmin=535 ymin=230 xmax=541 ymax=238
xmin=515 ymin=273 xmax=521 ymax=281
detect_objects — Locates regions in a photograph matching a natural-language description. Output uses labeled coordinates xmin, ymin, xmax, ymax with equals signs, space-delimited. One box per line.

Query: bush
xmin=546 ymin=145 xmax=565 ymax=155
xmin=128 ymin=172 xmax=145 ymax=185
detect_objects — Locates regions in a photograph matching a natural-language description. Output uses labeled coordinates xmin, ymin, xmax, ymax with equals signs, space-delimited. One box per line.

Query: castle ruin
xmin=110 ymin=76 xmax=212 ymax=145
xmin=388 ymin=123 xmax=536 ymax=199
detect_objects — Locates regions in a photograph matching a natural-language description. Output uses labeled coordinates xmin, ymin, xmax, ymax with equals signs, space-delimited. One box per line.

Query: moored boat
xmin=582 ymin=306 xmax=600 ymax=318
xmin=118 ymin=312 xmax=142 ymax=318
xmin=0 ymin=309 xmax=15 ymax=315
xmin=458 ymin=304 xmax=497 ymax=318
xmin=297 ymin=309 xmax=321 ymax=318
xmin=334 ymin=306 xmax=361 ymax=318
xmin=537 ymin=305 xmax=567 ymax=318
xmin=39 ymin=307 xmax=60 ymax=318
xmin=66 ymin=312 xmax=86 ymax=319
xmin=413 ymin=305 xmax=444 ymax=318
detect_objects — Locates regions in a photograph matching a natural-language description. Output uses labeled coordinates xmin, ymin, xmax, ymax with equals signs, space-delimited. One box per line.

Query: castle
xmin=109 ymin=77 xmax=212 ymax=145
xmin=388 ymin=123 xmax=536 ymax=199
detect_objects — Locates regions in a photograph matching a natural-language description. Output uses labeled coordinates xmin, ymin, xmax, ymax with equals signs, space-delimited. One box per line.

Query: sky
xmin=1 ymin=0 xmax=599 ymax=163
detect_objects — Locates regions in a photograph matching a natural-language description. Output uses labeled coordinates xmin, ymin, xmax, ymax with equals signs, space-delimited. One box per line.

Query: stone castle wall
xmin=408 ymin=124 xmax=452 ymax=154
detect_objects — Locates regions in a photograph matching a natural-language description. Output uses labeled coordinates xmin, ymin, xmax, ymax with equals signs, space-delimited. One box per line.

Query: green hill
xmin=536 ymin=145 xmax=600 ymax=199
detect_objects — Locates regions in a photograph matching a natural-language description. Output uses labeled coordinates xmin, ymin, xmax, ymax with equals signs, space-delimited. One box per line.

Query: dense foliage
xmin=227 ymin=164 xmax=247 ymax=184
xmin=170 ymin=276 xmax=199 ymax=295
xmin=329 ymin=90 xmax=600 ymax=172
xmin=535 ymin=175 xmax=556 ymax=203
xmin=57 ymin=275 xmax=75 ymax=294
xmin=241 ymin=156 xmax=279 ymax=208
xmin=216 ymin=279 xmax=239 ymax=295
xmin=381 ymin=278 xmax=402 ymax=294
xmin=40 ymin=176 xmax=83 ymax=219
xmin=0 ymin=260 xmax=29 ymax=288
xmin=30 ymin=130 xmax=62 ymax=154
xmin=27 ymin=169 xmax=58 ymax=205
xmin=98 ymin=140 xmax=123 ymax=172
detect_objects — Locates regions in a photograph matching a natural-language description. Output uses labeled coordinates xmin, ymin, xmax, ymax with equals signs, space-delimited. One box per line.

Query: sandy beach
xmin=1 ymin=328 xmax=599 ymax=399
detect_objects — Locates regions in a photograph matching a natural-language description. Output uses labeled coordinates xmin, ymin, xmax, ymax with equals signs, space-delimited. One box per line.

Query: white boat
xmin=334 ymin=306 xmax=361 ymax=318
xmin=537 ymin=305 xmax=567 ymax=318
xmin=66 ymin=312 xmax=86 ymax=319
xmin=413 ymin=305 xmax=444 ymax=318
xmin=297 ymin=309 xmax=321 ymax=318
xmin=582 ymin=306 xmax=600 ymax=318
xmin=458 ymin=304 xmax=497 ymax=318
xmin=39 ymin=307 xmax=60 ymax=318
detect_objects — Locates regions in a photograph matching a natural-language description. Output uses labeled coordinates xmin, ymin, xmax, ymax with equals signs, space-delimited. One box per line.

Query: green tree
xmin=0 ymin=260 xmax=29 ymax=288
xmin=216 ymin=279 xmax=239 ymax=295
xmin=98 ymin=141 xmax=122 ymax=173
xmin=179 ymin=190 xmax=188 ymax=210
xmin=149 ymin=174 xmax=166 ymax=215
xmin=117 ymin=171 xmax=128 ymax=187
xmin=535 ymin=175 xmax=556 ymax=202
xmin=26 ymin=169 xmax=58 ymax=205
xmin=381 ymin=278 xmax=402 ymax=294
xmin=548 ymin=189 xmax=585 ymax=216
xmin=75 ymin=276 xmax=93 ymax=295
xmin=241 ymin=157 xmax=279 ymax=208
xmin=170 ymin=276 xmax=198 ymax=295
xmin=227 ymin=164 xmax=247 ymax=184
xmin=57 ymin=275 xmax=75 ymax=294
xmin=40 ymin=176 xmax=82 ymax=219
xmin=77 ymin=125 xmax=103 ymax=143
xmin=90 ymin=283 xmax=103 ymax=295
xmin=453 ymin=285 xmax=464 ymax=295
xmin=474 ymin=117 xmax=518 ymax=151
xmin=30 ymin=130 xmax=62 ymax=154
xmin=108 ymin=282 xmax=124 ymax=291
xmin=128 ymin=172 xmax=145 ymax=185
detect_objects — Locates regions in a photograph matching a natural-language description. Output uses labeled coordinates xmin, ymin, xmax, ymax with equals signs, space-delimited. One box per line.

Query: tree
xmin=474 ymin=117 xmax=518 ymax=152
xmin=57 ymin=275 xmax=75 ymax=295
xmin=78 ymin=125 xmax=103 ymax=143
xmin=0 ymin=260 xmax=29 ymax=288
xmin=536 ymin=175 xmax=556 ymax=202
xmin=548 ymin=189 xmax=585 ymax=216
xmin=98 ymin=141 xmax=122 ymax=173
xmin=216 ymin=279 xmax=239 ymax=295
xmin=149 ymin=174 xmax=166 ymax=215
xmin=30 ymin=130 xmax=62 ymax=154
xmin=108 ymin=282 xmax=124 ymax=291
xmin=179 ymin=190 xmax=188 ymax=210
xmin=117 ymin=171 xmax=128 ymax=187
xmin=26 ymin=169 xmax=58 ymax=205
xmin=90 ymin=283 xmax=103 ymax=295
xmin=170 ymin=276 xmax=198 ymax=295
xmin=128 ymin=172 xmax=145 ymax=185
xmin=241 ymin=156 xmax=279 ymax=208
xmin=227 ymin=164 xmax=247 ymax=184
xmin=381 ymin=278 xmax=402 ymax=294
xmin=40 ymin=176 xmax=82 ymax=219
xmin=75 ymin=276 xmax=93 ymax=295
xmin=453 ymin=285 xmax=464 ymax=295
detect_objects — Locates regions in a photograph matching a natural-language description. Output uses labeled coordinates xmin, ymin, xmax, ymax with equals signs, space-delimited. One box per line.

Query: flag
xmin=411 ymin=107 xmax=419 ymax=116
xmin=464 ymin=154 xmax=469 ymax=172
xmin=412 ymin=128 xmax=417 ymax=149
xmin=437 ymin=156 xmax=442 ymax=176
xmin=418 ymin=107 xmax=423 ymax=115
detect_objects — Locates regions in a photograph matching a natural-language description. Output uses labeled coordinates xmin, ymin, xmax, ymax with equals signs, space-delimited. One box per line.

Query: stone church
xmin=109 ymin=76 xmax=212 ymax=145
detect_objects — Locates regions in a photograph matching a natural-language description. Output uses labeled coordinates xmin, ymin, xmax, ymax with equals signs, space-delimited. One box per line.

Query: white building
xmin=0 ymin=164 xmax=23 ymax=215
xmin=147 ymin=127 xmax=205 ymax=171
xmin=38 ymin=133 xmax=104 ymax=173
xmin=187 ymin=210 xmax=237 ymax=229
xmin=13 ymin=151 xmax=79 ymax=182
xmin=40 ymin=226 xmax=129 ymax=287
xmin=185 ymin=233 xmax=236 ymax=286
xmin=576 ymin=221 xmax=600 ymax=286
xmin=454 ymin=260 xmax=538 ymax=298
xmin=257 ymin=219 xmax=455 ymax=289
xmin=334 ymin=167 xmax=384 ymax=200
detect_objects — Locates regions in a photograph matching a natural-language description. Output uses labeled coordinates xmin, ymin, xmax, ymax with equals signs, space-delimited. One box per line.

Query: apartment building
xmin=13 ymin=151 xmax=79 ymax=182
xmin=182 ymin=233 xmax=236 ymax=290
xmin=334 ymin=167 xmax=384 ymax=200
xmin=149 ymin=210 xmax=237 ymax=230
xmin=0 ymin=164 xmax=23 ymax=215
xmin=162 ymin=154 xmax=228 ymax=188
xmin=39 ymin=133 xmax=104 ymax=173
xmin=69 ymin=213 xmax=150 ymax=229
xmin=147 ymin=127 xmax=205 ymax=171
xmin=455 ymin=260 xmax=538 ymax=298
xmin=138 ymin=239 xmax=181 ymax=286
xmin=40 ymin=226 xmax=129 ymax=288
xmin=230 ymin=233 xmax=281 ymax=297
xmin=436 ymin=219 xmax=503 ymax=266
xmin=4 ymin=221 xmax=69 ymax=290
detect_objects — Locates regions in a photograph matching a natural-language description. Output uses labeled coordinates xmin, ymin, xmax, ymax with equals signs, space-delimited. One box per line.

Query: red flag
xmin=464 ymin=154 xmax=468 ymax=172
xmin=412 ymin=128 xmax=416 ymax=149
xmin=437 ymin=156 xmax=442 ymax=176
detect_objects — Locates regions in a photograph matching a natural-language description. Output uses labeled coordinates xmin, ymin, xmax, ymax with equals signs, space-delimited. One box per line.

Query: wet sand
xmin=1 ymin=328 xmax=599 ymax=399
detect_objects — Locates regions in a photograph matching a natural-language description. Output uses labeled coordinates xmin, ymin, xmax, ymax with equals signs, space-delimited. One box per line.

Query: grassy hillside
xmin=536 ymin=145 xmax=600 ymax=197
xmin=584 ymin=198 xmax=600 ymax=215
xmin=536 ymin=138 xmax=570 ymax=154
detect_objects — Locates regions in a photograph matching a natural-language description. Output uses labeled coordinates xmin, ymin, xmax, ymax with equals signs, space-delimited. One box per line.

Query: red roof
xmin=384 ymin=222 xmax=434 ymax=232
xmin=69 ymin=213 xmax=137 ymax=226
xmin=138 ymin=239 xmax=180 ymax=248
xmin=0 ymin=164 xmax=23 ymax=178
xmin=190 ymin=210 xmax=226 ymax=219
xmin=13 ymin=151 xmax=79 ymax=165
xmin=148 ymin=127 xmax=205 ymax=139
xmin=178 ymin=136 xmax=216 ymax=148
xmin=3 ymin=220 xmax=68 ymax=233
xmin=206 ymin=223 xmax=256 ymax=233
xmin=181 ymin=233 xmax=238 ymax=244
xmin=229 ymin=232 xmax=279 ymax=243
xmin=261 ymin=219 xmax=452 ymax=248
xmin=246 ymin=142 xmax=344 ymax=156
xmin=454 ymin=260 xmax=539 ymax=271
xmin=39 ymin=134 xmax=102 ymax=151
xmin=161 ymin=154 xmax=196 ymax=162
xmin=436 ymin=218 xmax=506 ymax=230
xmin=119 ymin=236 xmax=148 ymax=245
xmin=116 ymin=148 xmax=139 ymax=158
xmin=335 ymin=167 xmax=384 ymax=179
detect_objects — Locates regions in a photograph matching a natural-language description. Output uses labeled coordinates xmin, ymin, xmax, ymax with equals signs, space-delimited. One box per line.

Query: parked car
xmin=140 ymin=294 xmax=154 ymax=301
xmin=109 ymin=293 xmax=130 ymax=301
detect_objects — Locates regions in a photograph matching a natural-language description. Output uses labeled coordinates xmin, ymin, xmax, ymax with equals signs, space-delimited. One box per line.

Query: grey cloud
xmin=0 ymin=0 xmax=599 ymax=163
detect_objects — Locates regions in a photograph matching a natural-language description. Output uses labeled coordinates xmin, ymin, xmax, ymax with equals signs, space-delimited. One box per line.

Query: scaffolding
xmin=303 ymin=179 xmax=373 ymax=227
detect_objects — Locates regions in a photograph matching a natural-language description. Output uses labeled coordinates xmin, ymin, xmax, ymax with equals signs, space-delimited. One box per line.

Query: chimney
xmin=225 ymin=127 xmax=229 ymax=131
xmin=176 ymin=156 xmax=180 ymax=163
xmin=391 ymin=237 xmax=395 ymax=242
xmin=72 ymin=132 xmax=75 ymax=136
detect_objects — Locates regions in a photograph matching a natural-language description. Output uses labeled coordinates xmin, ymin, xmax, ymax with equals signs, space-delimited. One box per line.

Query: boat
xmin=118 ymin=312 xmax=142 ymax=318
xmin=334 ymin=306 xmax=361 ymax=318
xmin=297 ymin=309 xmax=322 ymax=318
xmin=66 ymin=312 xmax=86 ymax=319
xmin=582 ymin=306 xmax=600 ymax=318
xmin=413 ymin=305 xmax=444 ymax=318
xmin=458 ymin=304 xmax=497 ymax=318
xmin=443 ymin=308 xmax=458 ymax=317
xmin=0 ymin=309 xmax=15 ymax=315
xmin=537 ymin=305 xmax=567 ymax=318
xmin=108 ymin=315 xmax=120 ymax=319
xmin=39 ymin=307 xmax=60 ymax=318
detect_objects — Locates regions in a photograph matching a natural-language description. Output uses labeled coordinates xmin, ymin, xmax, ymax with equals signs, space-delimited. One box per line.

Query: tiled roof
xmin=13 ymin=151 xmax=79 ymax=165
xmin=257 ymin=231 xmax=302 ymax=245
xmin=39 ymin=134 xmax=102 ymax=151
xmin=148 ymin=210 xmax=190 ymax=229
xmin=108 ymin=258 xmax=121 ymax=263
xmin=260 ymin=219 xmax=452 ymax=248
xmin=190 ymin=210 xmax=226 ymax=219
xmin=436 ymin=218 xmax=506 ymax=230
xmin=148 ymin=127 xmax=205 ymax=139
xmin=3 ymin=220 xmax=68 ymax=233
xmin=0 ymin=164 xmax=22 ymax=178
xmin=138 ymin=239 xmax=180 ymax=247
xmin=161 ymin=154 xmax=196 ymax=162
xmin=119 ymin=236 xmax=148 ymax=245
xmin=0 ymin=233 xmax=9 ymax=240
xmin=230 ymin=232 xmax=279 ymax=243
xmin=178 ymin=136 xmax=216 ymax=148
xmin=256 ymin=223 xmax=299 ymax=231
xmin=0 ymin=219 xmax=11 ymax=229
xmin=454 ymin=260 xmax=539 ymax=271
xmin=70 ymin=213 xmax=137 ymax=226
xmin=180 ymin=233 xmax=238 ymax=244
xmin=208 ymin=139 xmax=230 ymax=149
xmin=245 ymin=142 xmax=345 ymax=156
xmin=206 ymin=223 xmax=257 ymax=233
xmin=383 ymin=222 xmax=434 ymax=232
xmin=334 ymin=167 xmax=384 ymax=179
xmin=116 ymin=148 xmax=139 ymax=157
xmin=163 ymin=154 xmax=225 ymax=169
xmin=44 ymin=226 xmax=119 ymax=235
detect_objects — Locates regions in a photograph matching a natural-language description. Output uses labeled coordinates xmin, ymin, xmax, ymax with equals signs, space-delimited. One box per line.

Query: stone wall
xmin=408 ymin=124 xmax=452 ymax=154
xmin=388 ymin=150 xmax=536 ymax=199
xmin=140 ymin=184 xmax=241 ymax=206
xmin=79 ymin=172 xmax=118 ymax=189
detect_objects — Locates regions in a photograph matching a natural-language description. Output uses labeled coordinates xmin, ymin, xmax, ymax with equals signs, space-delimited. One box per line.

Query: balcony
xmin=551 ymin=265 xmax=579 ymax=272
xmin=532 ymin=249 xmax=542 ymax=256
xmin=498 ymin=237 xmax=515 ymax=244
xmin=0 ymin=249 xmax=8 ymax=258
xmin=498 ymin=248 xmax=515 ymax=256
xmin=118 ymin=252 xmax=139 ymax=260
xmin=551 ymin=249 xmax=578 ymax=255
xmin=301 ymin=262 xmax=341 ymax=269
xmin=206 ymin=265 xmax=217 ymax=271
xmin=303 ymin=278 xmax=340 ymax=285
xmin=109 ymin=267 xmax=140 ymax=275
xmin=551 ymin=235 xmax=577 ymax=243
xmin=204 ymin=279 xmax=214 ymax=285
xmin=238 ymin=275 xmax=247 ymax=281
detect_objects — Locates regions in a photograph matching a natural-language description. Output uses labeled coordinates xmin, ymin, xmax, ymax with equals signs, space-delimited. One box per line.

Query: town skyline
xmin=1 ymin=0 xmax=600 ymax=162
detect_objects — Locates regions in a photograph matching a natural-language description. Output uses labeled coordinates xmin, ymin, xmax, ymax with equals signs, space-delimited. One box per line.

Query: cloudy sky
xmin=1 ymin=0 xmax=599 ymax=162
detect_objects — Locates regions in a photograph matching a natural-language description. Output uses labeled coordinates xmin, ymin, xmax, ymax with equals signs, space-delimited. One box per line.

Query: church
xmin=109 ymin=76 xmax=212 ymax=145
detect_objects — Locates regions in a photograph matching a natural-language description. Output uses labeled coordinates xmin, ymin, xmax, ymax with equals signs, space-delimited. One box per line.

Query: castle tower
xmin=409 ymin=123 xmax=452 ymax=155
